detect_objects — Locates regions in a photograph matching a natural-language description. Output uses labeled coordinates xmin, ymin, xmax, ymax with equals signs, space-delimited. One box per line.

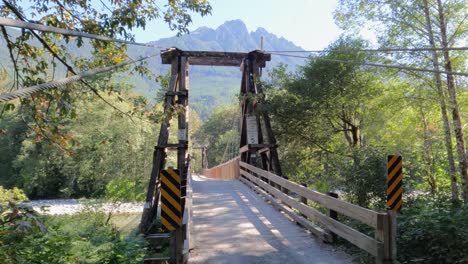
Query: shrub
xmin=0 ymin=204 xmax=146 ymax=263
xmin=397 ymin=197 xmax=468 ymax=263
xmin=0 ymin=186 xmax=28 ymax=203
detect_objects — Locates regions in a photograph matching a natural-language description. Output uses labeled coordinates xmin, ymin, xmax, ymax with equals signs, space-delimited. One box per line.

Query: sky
xmin=132 ymin=0 xmax=344 ymax=50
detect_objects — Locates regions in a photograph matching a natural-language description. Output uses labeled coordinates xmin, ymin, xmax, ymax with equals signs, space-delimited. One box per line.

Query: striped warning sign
xmin=160 ymin=168 xmax=182 ymax=231
xmin=386 ymin=155 xmax=403 ymax=211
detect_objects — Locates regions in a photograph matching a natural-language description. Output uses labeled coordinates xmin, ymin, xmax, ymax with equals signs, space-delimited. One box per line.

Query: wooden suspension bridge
xmin=139 ymin=48 xmax=398 ymax=264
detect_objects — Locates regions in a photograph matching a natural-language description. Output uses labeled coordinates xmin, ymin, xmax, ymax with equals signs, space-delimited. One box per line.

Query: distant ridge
xmin=144 ymin=19 xmax=306 ymax=70
xmin=0 ymin=20 xmax=307 ymax=119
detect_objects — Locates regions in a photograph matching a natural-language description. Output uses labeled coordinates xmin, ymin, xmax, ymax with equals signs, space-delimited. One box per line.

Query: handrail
xmin=239 ymin=161 xmax=396 ymax=264
xmin=203 ymin=157 xmax=240 ymax=180
xmin=181 ymin=162 xmax=193 ymax=263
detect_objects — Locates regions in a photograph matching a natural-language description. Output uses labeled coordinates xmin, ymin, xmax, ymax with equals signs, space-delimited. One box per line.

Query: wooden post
xmin=177 ymin=56 xmax=189 ymax=185
xmin=169 ymin=231 xmax=176 ymax=263
xmin=384 ymin=155 xmax=399 ymax=263
xmin=140 ymin=58 xmax=179 ymax=233
xmin=300 ymin=183 xmax=308 ymax=219
xmin=388 ymin=210 xmax=397 ymax=262
xmin=375 ymin=213 xmax=390 ymax=264
xmin=326 ymin=192 xmax=339 ymax=243
xmin=175 ymin=228 xmax=184 ymax=264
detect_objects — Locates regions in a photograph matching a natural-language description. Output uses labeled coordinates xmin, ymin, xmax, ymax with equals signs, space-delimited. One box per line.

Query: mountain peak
xmin=216 ymin=19 xmax=249 ymax=37
xmin=150 ymin=19 xmax=305 ymax=66
xmin=220 ymin=19 xmax=247 ymax=30
xmin=254 ymin=27 xmax=269 ymax=35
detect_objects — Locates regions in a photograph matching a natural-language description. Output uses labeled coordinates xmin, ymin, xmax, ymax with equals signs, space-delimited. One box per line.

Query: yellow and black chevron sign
xmin=160 ymin=168 xmax=182 ymax=231
xmin=386 ymin=155 xmax=403 ymax=211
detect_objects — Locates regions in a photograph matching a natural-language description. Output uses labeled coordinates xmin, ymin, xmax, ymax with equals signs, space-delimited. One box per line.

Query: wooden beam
xmin=161 ymin=48 xmax=271 ymax=67
xmin=239 ymin=144 xmax=277 ymax=154
xmin=188 ymin=57 xmax=243 ymax=66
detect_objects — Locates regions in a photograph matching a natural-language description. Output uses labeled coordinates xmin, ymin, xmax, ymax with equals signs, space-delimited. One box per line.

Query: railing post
xmin=375 ymin=211 xmax=397 ymax=264
xmin=388 ymin=210 xmax=397 ymax=262
xmin=300 ymin=183 xmax=308 ymax=219
xmin=326 ymin=192 xmax=339 ymax=243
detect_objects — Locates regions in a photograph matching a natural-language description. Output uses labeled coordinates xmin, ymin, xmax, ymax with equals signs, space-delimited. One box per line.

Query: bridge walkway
xmin=189 ymin=175 xmax=352 ymax=264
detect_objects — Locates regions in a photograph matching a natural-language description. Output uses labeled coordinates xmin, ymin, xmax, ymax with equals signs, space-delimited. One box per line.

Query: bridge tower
xmin=140 ymin=48 xmax=282 ymax=233
xmin=239 ymin=51 xmax=284 ymax=179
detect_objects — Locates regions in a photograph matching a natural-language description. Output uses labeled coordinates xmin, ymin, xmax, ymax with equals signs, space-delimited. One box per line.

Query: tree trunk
xmin=436 ymin=0 xmax=467 ymax=203
xmin=422 ymin=0 xmax=460 ymax=205
xmin=341 ymin=107 xmax=360 ymax=147
xmin=420 ymin=107 xmax=437 ymax=194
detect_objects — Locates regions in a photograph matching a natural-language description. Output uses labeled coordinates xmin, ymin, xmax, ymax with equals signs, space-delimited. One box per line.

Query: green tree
xmin=193 ymin=104 xmax=240 ymax=169
xmin=0 ymin=0 xmax=212 ymax=150
xmin=335 ymin=0 xmax=468 ymax=204
xmin=263 ymin=37 xmax=391 ymax=205
xmin=4 ymin=90 xmax=158 ymax=199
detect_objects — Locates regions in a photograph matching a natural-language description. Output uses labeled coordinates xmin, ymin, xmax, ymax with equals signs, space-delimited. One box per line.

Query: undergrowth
xmin=0 ymin=203 xmax=146 ymax=263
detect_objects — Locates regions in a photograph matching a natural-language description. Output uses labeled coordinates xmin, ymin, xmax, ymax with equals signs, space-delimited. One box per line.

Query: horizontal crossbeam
xmin=161 ymin=48 xmax=271 ymax=67
xmin=239 ymin=144 xmax=277 ymax=154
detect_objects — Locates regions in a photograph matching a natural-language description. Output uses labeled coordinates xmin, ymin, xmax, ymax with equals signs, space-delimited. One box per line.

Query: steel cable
xmin=0 ymin=16 xmax=160 ymax=48
xmin=0 ymin=53 xmax=160 ymax=102
xmin=271 ymin=53 xmax=468 ymax=77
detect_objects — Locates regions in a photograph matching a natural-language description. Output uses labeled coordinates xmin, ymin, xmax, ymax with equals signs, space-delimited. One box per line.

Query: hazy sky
xmin=133 ymin=0 xmax=343 ymax=50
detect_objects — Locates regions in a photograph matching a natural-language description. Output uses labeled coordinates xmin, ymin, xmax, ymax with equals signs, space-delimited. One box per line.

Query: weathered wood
xmin=240 ymin=161 xmax=379 ymax=228
xmin=239 ymin=60 xmax=249 ymax=163
xmin=174 ymin=225 xmax=184 ymax=263
xmin=186 ymin=172 xmax=194 ymax=250
xmin=239 ymin=176 xmax=330 ymax=241
xmin=239 ymin=144 xmax=249 ymax=154
xmin=258 ymin=147 xmax=273 ymax=154
xmin=375 ymin=213 xmax=390 ymax=264
xmin=300 ymin=183 xmax=308 ymax=219
xmin=188 ymin=57 xmax=244 ymax=66
xmin=141 ymin=59 xmax=179 ymax=233
xmin=327 ymin=192 xmax=339 ymax=243
xmin=145 ymin=233 xmax=172 ymax=239
xmin=240 ymin=169 xmax=381 ymax=256
xmin=161 ymin=49 xmax=271 ymax=66
xmin=239 ymin=144 xmax=277 ymax=154
xmin=177 ymin=57 xmax=189 ymax=221
xmin=261 ymin=113 xmax=284 ymax=178
xmin=388 ymin=210 xmax=397 ymax=262
xmin=156 ymin=143 xmax=186 ymax=149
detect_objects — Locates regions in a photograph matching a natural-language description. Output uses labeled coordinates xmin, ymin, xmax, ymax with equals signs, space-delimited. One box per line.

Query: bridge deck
xmin=189 ymin=175 xmax=352 ymax=264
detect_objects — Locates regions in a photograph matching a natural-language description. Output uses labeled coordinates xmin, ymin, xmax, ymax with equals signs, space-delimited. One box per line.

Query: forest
xmin=1 ymin=0 xmax=468 ymax=263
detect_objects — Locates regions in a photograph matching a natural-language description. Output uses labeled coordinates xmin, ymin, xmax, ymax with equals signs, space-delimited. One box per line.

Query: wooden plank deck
xmin=189 ymin=175 xmax=352 ymax=264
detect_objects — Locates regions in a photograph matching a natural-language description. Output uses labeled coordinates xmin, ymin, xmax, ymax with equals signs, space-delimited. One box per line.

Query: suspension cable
xmin=0 ymin=53 xmax=160 ymax=102
xmin=0 ymin=16 xmax=160 ymax=48
xmin=267 ymin=46 xmax=468 ymax=53
xmin=271 ymin=53 xmax=468 ymax=77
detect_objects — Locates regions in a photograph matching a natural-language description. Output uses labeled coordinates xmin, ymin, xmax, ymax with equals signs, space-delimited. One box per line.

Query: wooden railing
xmin=181 ymin=162 xmax=193 ymax=263
xmin=203 ymin=157 xmax=240 ymax=180
xmin=239 ymin=161 xmax=397 ymax=264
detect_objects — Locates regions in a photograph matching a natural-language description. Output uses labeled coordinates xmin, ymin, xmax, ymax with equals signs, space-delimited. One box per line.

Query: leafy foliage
xmin=1 ymin=90 xmax=158 ymax=199
xmin=0 ymin=186 xmax=27 ymax=203
xmin=105 ymin=179 xmax=145 ymax=203
xmin=192 ymin=104 xmax=240 ymax=170
xmin=397 ymin=197 xmax=468 ymax=263
xmin=0 ymin=203 xmax=146 ymax=263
